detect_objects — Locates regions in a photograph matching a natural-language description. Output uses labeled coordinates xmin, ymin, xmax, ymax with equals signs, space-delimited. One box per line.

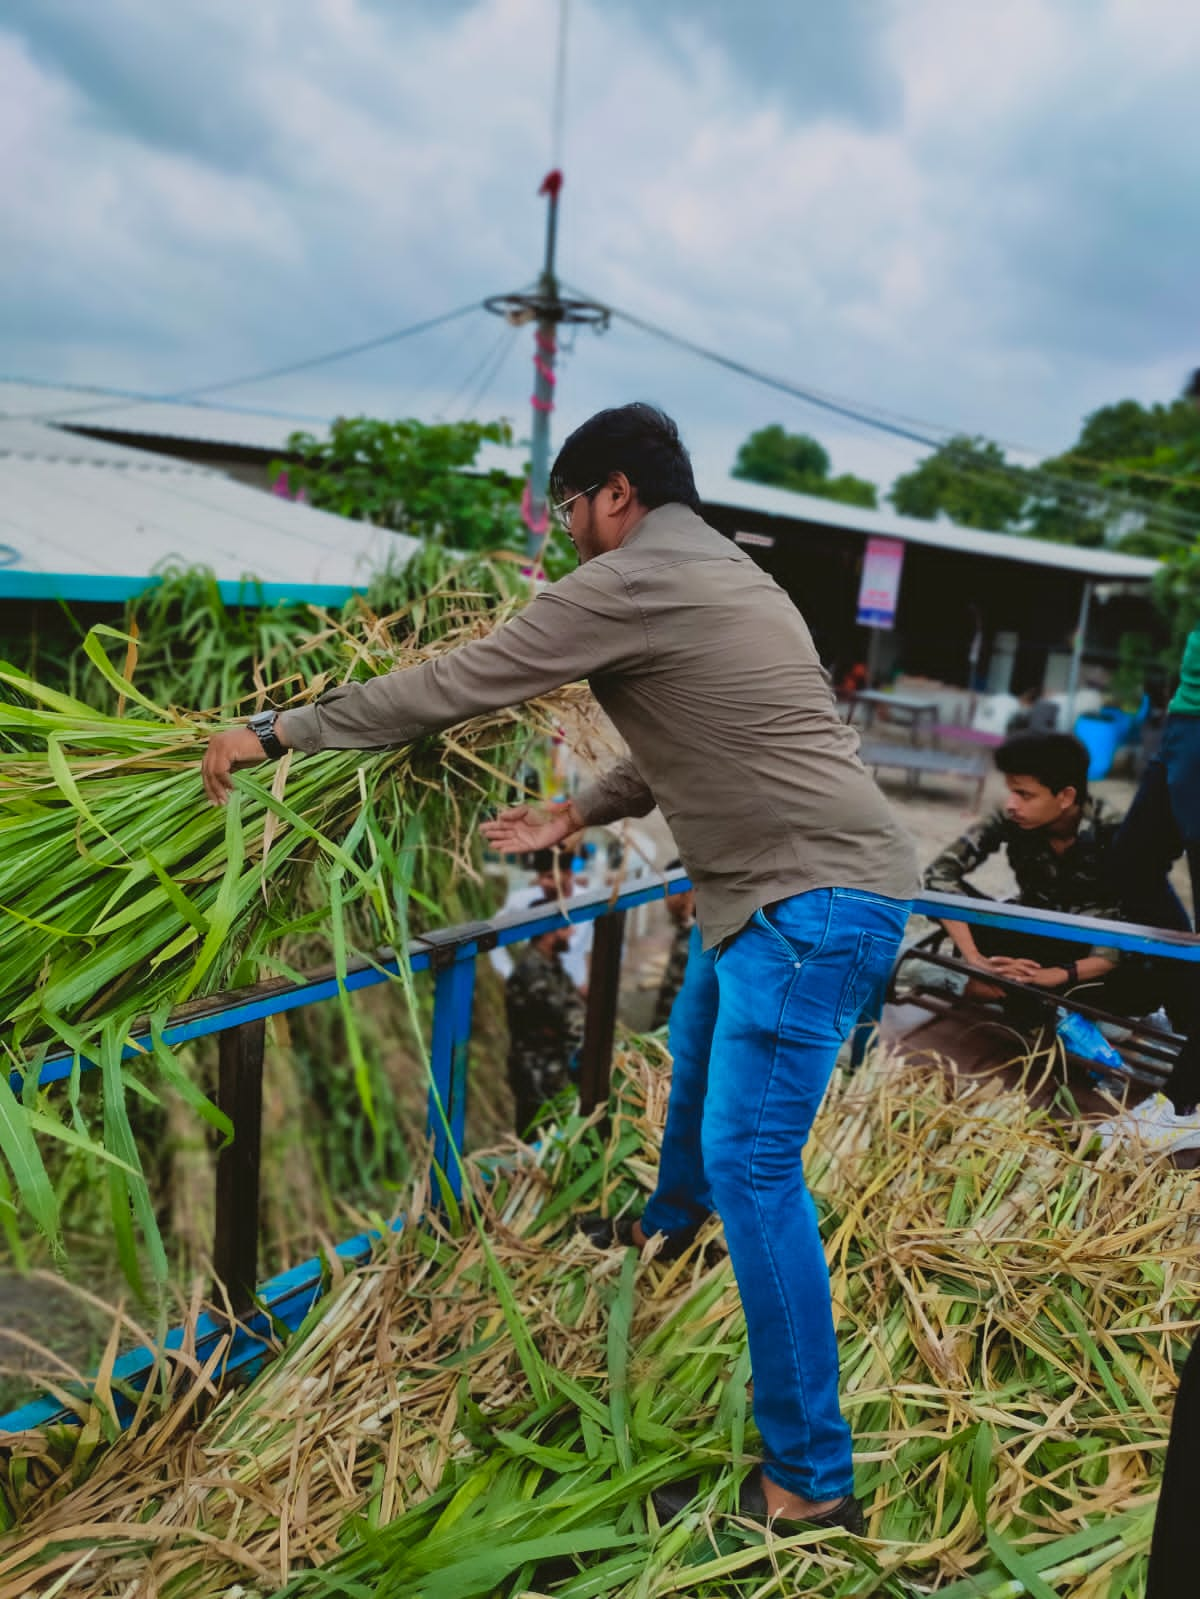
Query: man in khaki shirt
xmin=203 ymin=402 xmax=916 ymax=1534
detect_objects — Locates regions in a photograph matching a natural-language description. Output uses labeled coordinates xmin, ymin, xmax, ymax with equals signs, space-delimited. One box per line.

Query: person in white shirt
xmin=489 ymin=848 xmax=593 ymax=992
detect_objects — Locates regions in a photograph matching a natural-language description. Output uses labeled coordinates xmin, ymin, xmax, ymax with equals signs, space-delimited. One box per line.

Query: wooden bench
xmin=859 ymin=739 xmax=989 ymax=807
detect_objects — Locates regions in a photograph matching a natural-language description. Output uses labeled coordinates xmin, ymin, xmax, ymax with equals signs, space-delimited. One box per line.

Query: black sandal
xmin=575 ymin=1211 xmax=705 ymax=1262
xmin=652 ymin=1465 xmax=865 ymax=1536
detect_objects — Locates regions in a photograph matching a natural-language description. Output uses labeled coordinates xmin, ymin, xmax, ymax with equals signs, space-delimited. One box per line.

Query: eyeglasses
xmin=550 ymin=483 xmax=600 ymax=532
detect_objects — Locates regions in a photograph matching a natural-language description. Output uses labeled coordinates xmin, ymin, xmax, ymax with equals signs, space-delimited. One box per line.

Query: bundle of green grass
xmin=1 ymin=1044 xmax=1194 ymax=1597
xmin=0 ymin=550 xmax=575 ymax=1281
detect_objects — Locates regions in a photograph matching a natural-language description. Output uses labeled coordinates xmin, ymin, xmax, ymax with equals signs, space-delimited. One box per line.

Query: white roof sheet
xmin=0 ymin=422 xmax=417 ymax=602
xmin=0 ymin=378 xmax=326 ymax=453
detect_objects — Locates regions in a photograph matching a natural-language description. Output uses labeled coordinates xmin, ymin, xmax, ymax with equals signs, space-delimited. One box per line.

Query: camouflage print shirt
xmin=652 ymin=919 xmax=693 ymax=1031
xmin=504 ymin=945 xmax=586 ymax=1134
xmin=923 ymin=795 xmax=1125 ymax=961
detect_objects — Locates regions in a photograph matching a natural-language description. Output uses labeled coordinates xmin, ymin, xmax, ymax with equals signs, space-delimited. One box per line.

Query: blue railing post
xmin=427 ymin=958 xmax=476 ymax=1200
xmin=212 ymin=1017 xmax=266 ymax=1312
xmin=423 ymin=926 xmax=493 ymax=1203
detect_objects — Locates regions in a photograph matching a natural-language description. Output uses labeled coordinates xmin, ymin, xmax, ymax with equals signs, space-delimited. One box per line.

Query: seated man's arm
xmin=1012 ymin=949 xmax=1117 ymax=988
xmin=923 ymin=812 xmax=1008 ymax=968
xmin=1016 ymin=907 xmax=1120 ymax=988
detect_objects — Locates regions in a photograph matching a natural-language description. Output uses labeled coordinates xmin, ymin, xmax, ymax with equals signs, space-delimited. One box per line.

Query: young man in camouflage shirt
xmin=651 ymin=861 xmax=694 ymax=1031
xmin=504 ymin=917 xmax=585 ymax=1138
xmin=924 ymin=732 xmax=1128 ymax=998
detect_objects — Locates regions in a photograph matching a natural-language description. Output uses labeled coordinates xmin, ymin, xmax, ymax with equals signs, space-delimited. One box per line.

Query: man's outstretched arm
xmin=200 ymin=561 xmax=647 ymax=805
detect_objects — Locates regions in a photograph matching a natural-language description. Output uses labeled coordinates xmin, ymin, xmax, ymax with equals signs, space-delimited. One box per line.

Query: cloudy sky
xmin=3 ymin=0 xmax=1198 ymax=490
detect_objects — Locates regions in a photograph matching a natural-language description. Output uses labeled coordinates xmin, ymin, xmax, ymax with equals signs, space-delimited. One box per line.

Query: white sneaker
xmin=1094 ymin=1093 xmax=1200 ymax=1156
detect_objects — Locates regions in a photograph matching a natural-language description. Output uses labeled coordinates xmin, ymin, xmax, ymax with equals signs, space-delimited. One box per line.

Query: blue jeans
xmin=642 ymin=924 xmax=719 ymax=1236
xmin=704 ymin=888 xmax=909 ymax=1501
xmin=1108 ymin=713 xmax=1200 ymax=1107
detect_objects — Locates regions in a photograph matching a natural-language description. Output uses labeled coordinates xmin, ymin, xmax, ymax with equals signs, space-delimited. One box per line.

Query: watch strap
xmin=248 ymin=710 xmax=286 ymax=760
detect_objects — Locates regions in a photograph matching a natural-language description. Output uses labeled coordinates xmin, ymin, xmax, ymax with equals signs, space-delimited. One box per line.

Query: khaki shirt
xmin=282 ymin=504 xmax=917 ymax=948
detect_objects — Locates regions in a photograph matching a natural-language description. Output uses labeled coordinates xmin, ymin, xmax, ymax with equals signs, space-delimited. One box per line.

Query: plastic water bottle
xmin=1056 ymin=1010 xmax=1127 ymax=1077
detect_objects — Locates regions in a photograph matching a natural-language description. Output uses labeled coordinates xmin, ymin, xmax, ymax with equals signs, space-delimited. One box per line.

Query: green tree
xmin=1041 ymin=391 xmax=1200 ymax=670
xmin=1034 ymin=396 xmax=1200 ymax=552
xmin=888 ymin=435 xmax=1028 ymax=531
xmin=275 ymin=416 xmax=534 ymax=556
xmin=732 ymin=424 xmax=878 ymax=508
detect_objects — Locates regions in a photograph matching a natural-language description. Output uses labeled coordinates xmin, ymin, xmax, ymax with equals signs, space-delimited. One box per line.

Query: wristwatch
xmin=247 ymin=709 xmax=286 ymax=760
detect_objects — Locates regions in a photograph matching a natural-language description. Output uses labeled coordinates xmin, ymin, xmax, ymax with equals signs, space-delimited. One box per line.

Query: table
xmin=847 ymin=690 xmax=941 ymax=745
xmin=858 ymin=740 xmax=988 ymax=808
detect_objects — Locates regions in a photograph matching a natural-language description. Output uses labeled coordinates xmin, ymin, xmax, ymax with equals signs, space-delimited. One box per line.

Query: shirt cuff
xmin=278 ymin=705 xmax=323 ymax=755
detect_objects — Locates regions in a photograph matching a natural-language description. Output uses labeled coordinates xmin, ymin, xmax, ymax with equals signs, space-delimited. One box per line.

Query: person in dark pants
xmin=1146 ymin=1335 xmax=1200 ymax=1597
xmin=650 ymin=863 xmax=695 ymax=1031
xmin=1099 ymin=621 xmax=1200 ymax=1155
xmin=1118 ymin=369 xmax=1200 ymax=1597
xmin=504 ymin=917 xmax=584 ymax=1139
xmin=581 ymin=923 xmax=720 ymax=1260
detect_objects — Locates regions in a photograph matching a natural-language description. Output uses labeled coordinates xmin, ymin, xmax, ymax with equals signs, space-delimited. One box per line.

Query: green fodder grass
xmin=0 ymin=548 xmax=589 ymax=1285
xmin=0 ymin=1042 xmax=1194 ymax=1597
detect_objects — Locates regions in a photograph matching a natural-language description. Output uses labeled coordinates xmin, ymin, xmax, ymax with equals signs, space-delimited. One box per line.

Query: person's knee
xmin=700 ymin=1108 xmax=743 ymax=1201
xmin=702 ymin=1109 xmax=802 ymax=1204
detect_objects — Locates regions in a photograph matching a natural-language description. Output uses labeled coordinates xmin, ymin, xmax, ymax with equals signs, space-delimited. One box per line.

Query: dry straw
xmin=1 ymin=1042 xmax=1194 ymax=1597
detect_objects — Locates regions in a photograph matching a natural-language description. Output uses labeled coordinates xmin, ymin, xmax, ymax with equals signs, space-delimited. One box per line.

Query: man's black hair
xmin=1184 ymin=368 xmax=1200 ymax=401
xmin=995 ymin=732 xmax=1089 ymax=800
xmin=532 ymin=848 xmax=575 ymax=874
xmin=528 ymin=898 xmax=565 ymax=947
xmin=549 ymin=403 xmax=701 ymax=512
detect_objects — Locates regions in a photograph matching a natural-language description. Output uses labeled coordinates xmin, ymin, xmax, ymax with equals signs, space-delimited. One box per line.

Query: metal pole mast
xmin=484 ymin=4 xmax=607 ymax=565
xmin=1064 ymin=578 xmax=1093 ymax=730
xmin=527 ymin=171 xmax=563 ymax=556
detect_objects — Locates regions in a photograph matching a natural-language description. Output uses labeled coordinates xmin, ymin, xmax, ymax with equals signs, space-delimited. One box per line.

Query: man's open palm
xmin=481 ymin=802 xmax=575 ymax=856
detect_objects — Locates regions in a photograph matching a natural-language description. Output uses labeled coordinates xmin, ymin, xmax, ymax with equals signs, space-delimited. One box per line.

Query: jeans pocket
xmin=835 ymin=930 xmax=894 ymax=1034
xmin=753 ymin=906 xmax=802 ymax=962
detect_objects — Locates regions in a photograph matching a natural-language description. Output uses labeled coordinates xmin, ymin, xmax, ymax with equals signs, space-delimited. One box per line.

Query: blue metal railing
xmin=1 ymin=884 xmax=1196 ymax=1436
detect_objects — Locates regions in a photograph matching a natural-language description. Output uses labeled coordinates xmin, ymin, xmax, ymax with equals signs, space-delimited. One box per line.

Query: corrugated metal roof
xmin=698 ymin=472 xmax=1161 ymax=581
xmin=0 ymin=417 xmax=212 ymax=470
xmin=4 ymin=380 xmax=1162 ymax=583
xmin=471 ymin=441 xmax=1162 ymax=582
xmin=0 ymin=378 xmax=327 ymax=453
xmin=0 ymin=422 xmax=418 ymax=604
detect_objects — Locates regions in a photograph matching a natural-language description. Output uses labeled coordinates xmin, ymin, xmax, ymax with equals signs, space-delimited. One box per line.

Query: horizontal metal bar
xmin=18 ymin=872 xmax=694 ymax=1091
xmin=18 ymin=880 xmax=1193 ymax=1095
xmin=912 ymin=892 xmax=1200 ymax=961
xmin=0 ymin=1217 xmax=404 ymax=1435
xmin=894 ymin=944 xmax=1185 ymax=1053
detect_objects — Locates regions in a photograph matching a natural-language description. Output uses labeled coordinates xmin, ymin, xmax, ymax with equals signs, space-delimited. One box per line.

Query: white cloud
xmin=2 ymin=0 xmax=1197 ymax=487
